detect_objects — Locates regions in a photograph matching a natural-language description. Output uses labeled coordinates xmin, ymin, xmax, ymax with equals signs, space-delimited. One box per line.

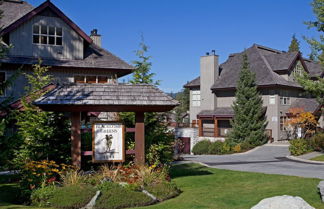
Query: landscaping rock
xmin=318 ymin=181 xmax=324 ymax=202
xmin=81 ymin=190 xmax=101 ymax=209
xmin=251 ymin=195 xmax=315 ymax=209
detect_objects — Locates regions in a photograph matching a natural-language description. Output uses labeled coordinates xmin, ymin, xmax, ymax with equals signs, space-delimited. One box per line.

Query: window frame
xmin=280 ymin=90 xmax=291 ymax=105
xmin=32 ymin=24 xmax=63 ymax=46
xmin=192 ymin=90 xmax=201 ymax=107
xmin=293 ymin=61 xmax=304 ymax=76
xmin=280 ymin=116 xmax=289 ymax=131
xmin=0 ymin=71 xmax=6 ymax=97
xmin=73 ymin=75 xmax=111 ymax=84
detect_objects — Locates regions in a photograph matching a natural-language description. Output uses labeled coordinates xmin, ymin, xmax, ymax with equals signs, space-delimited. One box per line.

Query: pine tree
xmin=228 ymin=54 xmax=268 ymax=146
xmin=288 ymin=34 xmax=300 ymax=52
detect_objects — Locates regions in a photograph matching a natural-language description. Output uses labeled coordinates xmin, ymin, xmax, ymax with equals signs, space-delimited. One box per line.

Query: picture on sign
xmin=92 ymin=122 xmax=125 ymax=162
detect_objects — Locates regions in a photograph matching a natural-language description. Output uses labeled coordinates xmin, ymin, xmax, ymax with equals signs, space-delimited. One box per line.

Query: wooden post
xmin=71 ymin=112 xmax=81 ymax=168
xmin=214 ymin=118 xmax=218 ymax=137
xmin=135 ymin=112 xmax=145 ymax=165
xmin=198 ymin=119 xmax=203 ymax=137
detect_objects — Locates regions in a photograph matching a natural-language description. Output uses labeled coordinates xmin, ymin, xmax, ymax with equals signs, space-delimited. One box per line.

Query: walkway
xmin=183 ymin=144 xmax=324 ymax=179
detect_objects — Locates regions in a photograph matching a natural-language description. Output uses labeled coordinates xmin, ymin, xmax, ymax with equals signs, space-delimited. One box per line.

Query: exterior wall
xmin=9 ymin=15 xmax=84 ymax=60
xmin=200 ymin=55 xmax=218 ymax=111
xmin=189 ymin=87 xmax=201 ymax=123
xmin=0 ymin=67 xmax=116 ymax=102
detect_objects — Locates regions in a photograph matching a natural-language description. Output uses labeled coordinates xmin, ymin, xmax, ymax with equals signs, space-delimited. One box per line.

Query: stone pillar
xmin=71 ymin=112 xmax=81 ymax=168
xmin=135 ymin=112 xmax=145 ymax=165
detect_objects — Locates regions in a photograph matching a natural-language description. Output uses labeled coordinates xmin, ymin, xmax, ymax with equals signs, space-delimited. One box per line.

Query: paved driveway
xmin=183 ymin=144 xmax=324 ymax=179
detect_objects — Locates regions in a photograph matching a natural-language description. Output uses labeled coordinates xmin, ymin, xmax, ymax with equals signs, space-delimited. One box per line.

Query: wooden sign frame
xmin=92 ymin=121 xmax=125 ymax=163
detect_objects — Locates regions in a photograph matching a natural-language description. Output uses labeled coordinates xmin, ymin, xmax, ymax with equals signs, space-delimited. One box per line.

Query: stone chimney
xmin=200 ymin=50 xmax=218 ymax=111
xmin=90 ymin=29 xmax=101 ymax=47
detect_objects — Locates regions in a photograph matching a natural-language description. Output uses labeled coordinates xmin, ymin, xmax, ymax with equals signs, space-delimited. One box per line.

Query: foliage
xmin=146 ymin=143 xmax=173 ymax=166
xmin=285 ymin=109 xmax=318 ymax=138
xmin=145 ymin=181 xmax=180 ymax=201
xmin=309 ymin=132 xmax=324 ymax=151
xmin=30 ymin=185 xmax=56 ymax=207
xmin=14 ymin=61 xmax=71 ymax=166
xmin=174 ymin=88 xmax=189 ymax=124
xmin=48 ymin=184 xmax=96 ymax=209
xmin=288 ymin=34 xmax=300 ymax=52
xmin=233 ymin=144 xmax=241 ymax=153
xmin=95 ymin=181 xmax=153 ymax=209
xmin=227 ymin=54 xmax=268 ymax=146
xmin=192 ymin=140 xmax=211 ymax=155
xmin=298 ymin=0 xmax=324 ymax=106
xmin=289 ymin=138 xmax=312 ymax=156
xmin=60 ymin=170 xmax=88 ymax=186
xmin=208 ymin=141 xmax=224 ymax=154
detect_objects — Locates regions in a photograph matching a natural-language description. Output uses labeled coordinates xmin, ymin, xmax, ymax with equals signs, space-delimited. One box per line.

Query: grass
xmin=310 ymin=154 xmax=324 ymax=162
xmin=1 ymin=164 xmax=323 ymax=209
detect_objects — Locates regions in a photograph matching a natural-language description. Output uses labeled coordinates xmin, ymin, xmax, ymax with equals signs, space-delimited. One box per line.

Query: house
xmin=0 ymin=0 xmax=133 ymax=114
xmin=184 ymin=44 xmax=323 ymax=146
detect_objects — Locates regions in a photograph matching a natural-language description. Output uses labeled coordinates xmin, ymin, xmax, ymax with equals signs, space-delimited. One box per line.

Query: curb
xmin=286 ymin=155 xmax=324 ymax=165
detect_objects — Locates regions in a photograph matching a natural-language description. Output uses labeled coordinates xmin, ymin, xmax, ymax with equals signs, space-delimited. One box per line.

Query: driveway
xmin=183 ymin=144 xmax=324 ymax=179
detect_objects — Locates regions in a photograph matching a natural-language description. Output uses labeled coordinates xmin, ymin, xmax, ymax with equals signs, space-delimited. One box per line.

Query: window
xmin=280 ymin=90 xmax=290 ymax=105
xmin=74 ymin=75 xmax=110 ymax=84
xmin=293 ymin=61 xmax=304 ymax=76
xmin=280 ymin=116 xmax=289 ymax=131
xmin=202 ymin=120 xmax=214 ymax=137
xmin=0 ymin=72 xmax=5 ymax=96
xmin=33 ymin=25 xmax=63 ymax=46
xmin=192 ymin=90 xmax=200 ymax=107
xmin=269 ymin=96 xmax=276 ymax=105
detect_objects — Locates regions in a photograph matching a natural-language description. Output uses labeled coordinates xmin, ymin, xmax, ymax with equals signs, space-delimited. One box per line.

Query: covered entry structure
xmin=34 ymin=83 xmax=178 ymax=167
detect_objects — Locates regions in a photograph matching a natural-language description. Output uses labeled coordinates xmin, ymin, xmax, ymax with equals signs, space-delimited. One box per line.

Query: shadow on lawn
xmin=170 ymin=164 xmax=213 ymax=179
xmin=0 ymin=183 xmax=21 ymax=205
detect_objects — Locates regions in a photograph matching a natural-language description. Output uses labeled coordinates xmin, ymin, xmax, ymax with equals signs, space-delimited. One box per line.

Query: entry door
xmin=179 ymin=137 xmax=191 ymax=154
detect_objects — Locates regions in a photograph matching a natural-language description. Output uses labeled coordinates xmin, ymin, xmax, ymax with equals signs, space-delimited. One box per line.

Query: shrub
xmin=48 ymin=184 xmax=96 ymax=209
xmin=208 ymin=141 xmax=224 ymax=154
xmin=95 ymin=181 xmax=153 ymax=209
xmin=289 ymin=138 xmax=311 ymax=156
xmin=221 ymin=141 xmax=232 ymax=154
xmin=144 ymin=182 xmax=180 ymax=201
xmin=60 ymin=170 xmax=88 ymax=186
xmin=309 ymin=133 xmax=324 ymax=151
xmin=31 ymin=185 xmax=56 ymax=207
xmin=146 ymin=143 xmax=173 ymax=166
xmin=240 ymin=141 xmax=253 ymax=151
xmin=192 ymin=140 xmax=211 ymax=155
xmin=233 ymin=144 xmax=241 ymax=153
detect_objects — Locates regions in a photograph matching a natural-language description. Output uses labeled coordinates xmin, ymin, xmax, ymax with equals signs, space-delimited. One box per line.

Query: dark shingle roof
xmin=0 ymin=1 xmax=34 ymax=29
xmin=211 ymin=44 xmax=302 ymax=90
xmin=34 ymin=83 xmax=179 ymax=107
xmin=265 ymin=51 xmax=298 ymax=71
xmin=198 ymin=107 xmax=234 ymax=117
xmin=184 ymin=76 xmax=200 ymax=88
xmin=290 ymin=98 xmax=320 ymax=113
xmin=304 ymin=60 xmax=323 ymax=77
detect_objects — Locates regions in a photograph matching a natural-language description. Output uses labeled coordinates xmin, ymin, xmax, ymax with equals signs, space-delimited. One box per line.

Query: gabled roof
xmin=290 ymin=98 xmax=320 ymax=114
xmin=183 ymin=76 xmax=200 ymax=88
xmin=197 ymin=107 xmax=234 ymax=118
xmin=185 ymin=44 xmax=323 ymax=90
xmin=34 ymin=83 xmax=179 ymax=112
xmin=0 ymin=0 xmax=93 ymax=43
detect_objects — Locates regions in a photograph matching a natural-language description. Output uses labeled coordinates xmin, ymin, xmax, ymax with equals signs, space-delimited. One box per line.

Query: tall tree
xmin=288 ymin=34 xmax=300 ymax=52
xmin=297 ymin=0 xmax=324 ymax=107
xmin=228 ymin=54 xmax=268 ymax=146
xmin=174 ymin=88 xmax=189 ymax=124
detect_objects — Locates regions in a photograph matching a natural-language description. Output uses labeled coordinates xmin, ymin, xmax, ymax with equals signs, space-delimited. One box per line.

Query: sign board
xmin=92 ymin=122 xmax=125 ymax=163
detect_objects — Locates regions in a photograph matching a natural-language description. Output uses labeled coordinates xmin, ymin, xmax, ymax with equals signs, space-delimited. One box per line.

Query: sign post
xmin=92 ymin=122 xmax=125 ymax=163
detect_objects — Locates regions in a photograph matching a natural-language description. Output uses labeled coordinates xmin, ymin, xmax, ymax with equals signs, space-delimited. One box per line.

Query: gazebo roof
xmin=34 ymin=83 xmax=179 ymax=112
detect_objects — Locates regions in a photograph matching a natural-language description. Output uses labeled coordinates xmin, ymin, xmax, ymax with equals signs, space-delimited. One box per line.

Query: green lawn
xmin=310 ymin=154 xmax=324 ymax=162
xmin=0 ymin=164 xmax=323 ymax=209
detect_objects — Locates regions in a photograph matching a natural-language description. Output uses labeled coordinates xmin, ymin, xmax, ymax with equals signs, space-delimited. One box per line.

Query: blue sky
xmin=29 ymin=0 xmax=319 ymax=93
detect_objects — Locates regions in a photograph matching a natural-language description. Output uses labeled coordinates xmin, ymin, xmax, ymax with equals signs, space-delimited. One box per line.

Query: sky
xmin=29 ymin=0 xmax=319 ymax=93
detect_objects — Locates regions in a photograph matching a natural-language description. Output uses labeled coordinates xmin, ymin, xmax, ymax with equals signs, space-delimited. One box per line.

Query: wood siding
xmin=9 ymin=15 xmax=84 ymax=60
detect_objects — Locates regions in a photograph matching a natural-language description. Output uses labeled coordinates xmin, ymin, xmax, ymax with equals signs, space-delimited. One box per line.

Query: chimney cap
xmin=91 ymin=29 xmax=100 ymax=36
xmin=206 ymin=52 xmax=210 ymax=56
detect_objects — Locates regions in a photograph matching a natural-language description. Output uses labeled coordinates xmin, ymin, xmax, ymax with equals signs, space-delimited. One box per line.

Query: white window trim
xmin=192 ymin=90 xmax=200 ymax=107
xmin=280 ymin=96 xmax=291 ymax=105
xmin=32 ymin=24 xmax=63 ymax=46
xmin=0 ymin=71 xmax=6 ymax=97
xmin=73 ymin=75 xmax=111 ymax=84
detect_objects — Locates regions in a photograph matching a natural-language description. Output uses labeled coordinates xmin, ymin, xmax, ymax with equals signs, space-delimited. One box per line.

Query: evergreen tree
xmin=288 ymin=34 xmax=300 ymax=52
xmin=228 ymin=54 xmax=268 ymax=146
xmin=174 ymin=88 xmax=189 ymax=124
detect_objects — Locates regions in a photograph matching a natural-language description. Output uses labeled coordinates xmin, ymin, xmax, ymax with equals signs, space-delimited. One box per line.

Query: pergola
xmin=34 ymin=83 xmax=178 ymax=167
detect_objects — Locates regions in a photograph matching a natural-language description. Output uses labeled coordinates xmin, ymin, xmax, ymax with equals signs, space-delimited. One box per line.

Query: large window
xmin=202 ymin=120 xmax=214 ymax=137
xmin=74 ymin=75 xmax=110 ymax=84
xmin=280 ymin=116 xmax=289 ymax=131
xmin=0 ymin=72 xmax=5 ymax=96
xmin=33 ymin=25 xmax=62 ymax=46
xmin=293 ymin=61 xmax=304 ymax=76
xmin=280 ymin=90 xmax=290 ymax=105
xmin=192 ymin=90 xmax=200 ymax=107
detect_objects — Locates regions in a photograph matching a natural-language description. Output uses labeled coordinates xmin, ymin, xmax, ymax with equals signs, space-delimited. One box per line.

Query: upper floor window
xmin=74 ymin=75 xmax=111 ymax=84
xmin=293 ymin=61 xmax=304 ymax=76
xmin=192 ymin=90 xmax=200 ymax=107
xmin=0 ymin=72 xmax=5 ymax=96
xmin=280 ymin=116 xmax=289 ymax=131
xmin=33 ymin=25 xmax=62 ymax=46
xmin=280 ymin=90 xmax=291 ymax=105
